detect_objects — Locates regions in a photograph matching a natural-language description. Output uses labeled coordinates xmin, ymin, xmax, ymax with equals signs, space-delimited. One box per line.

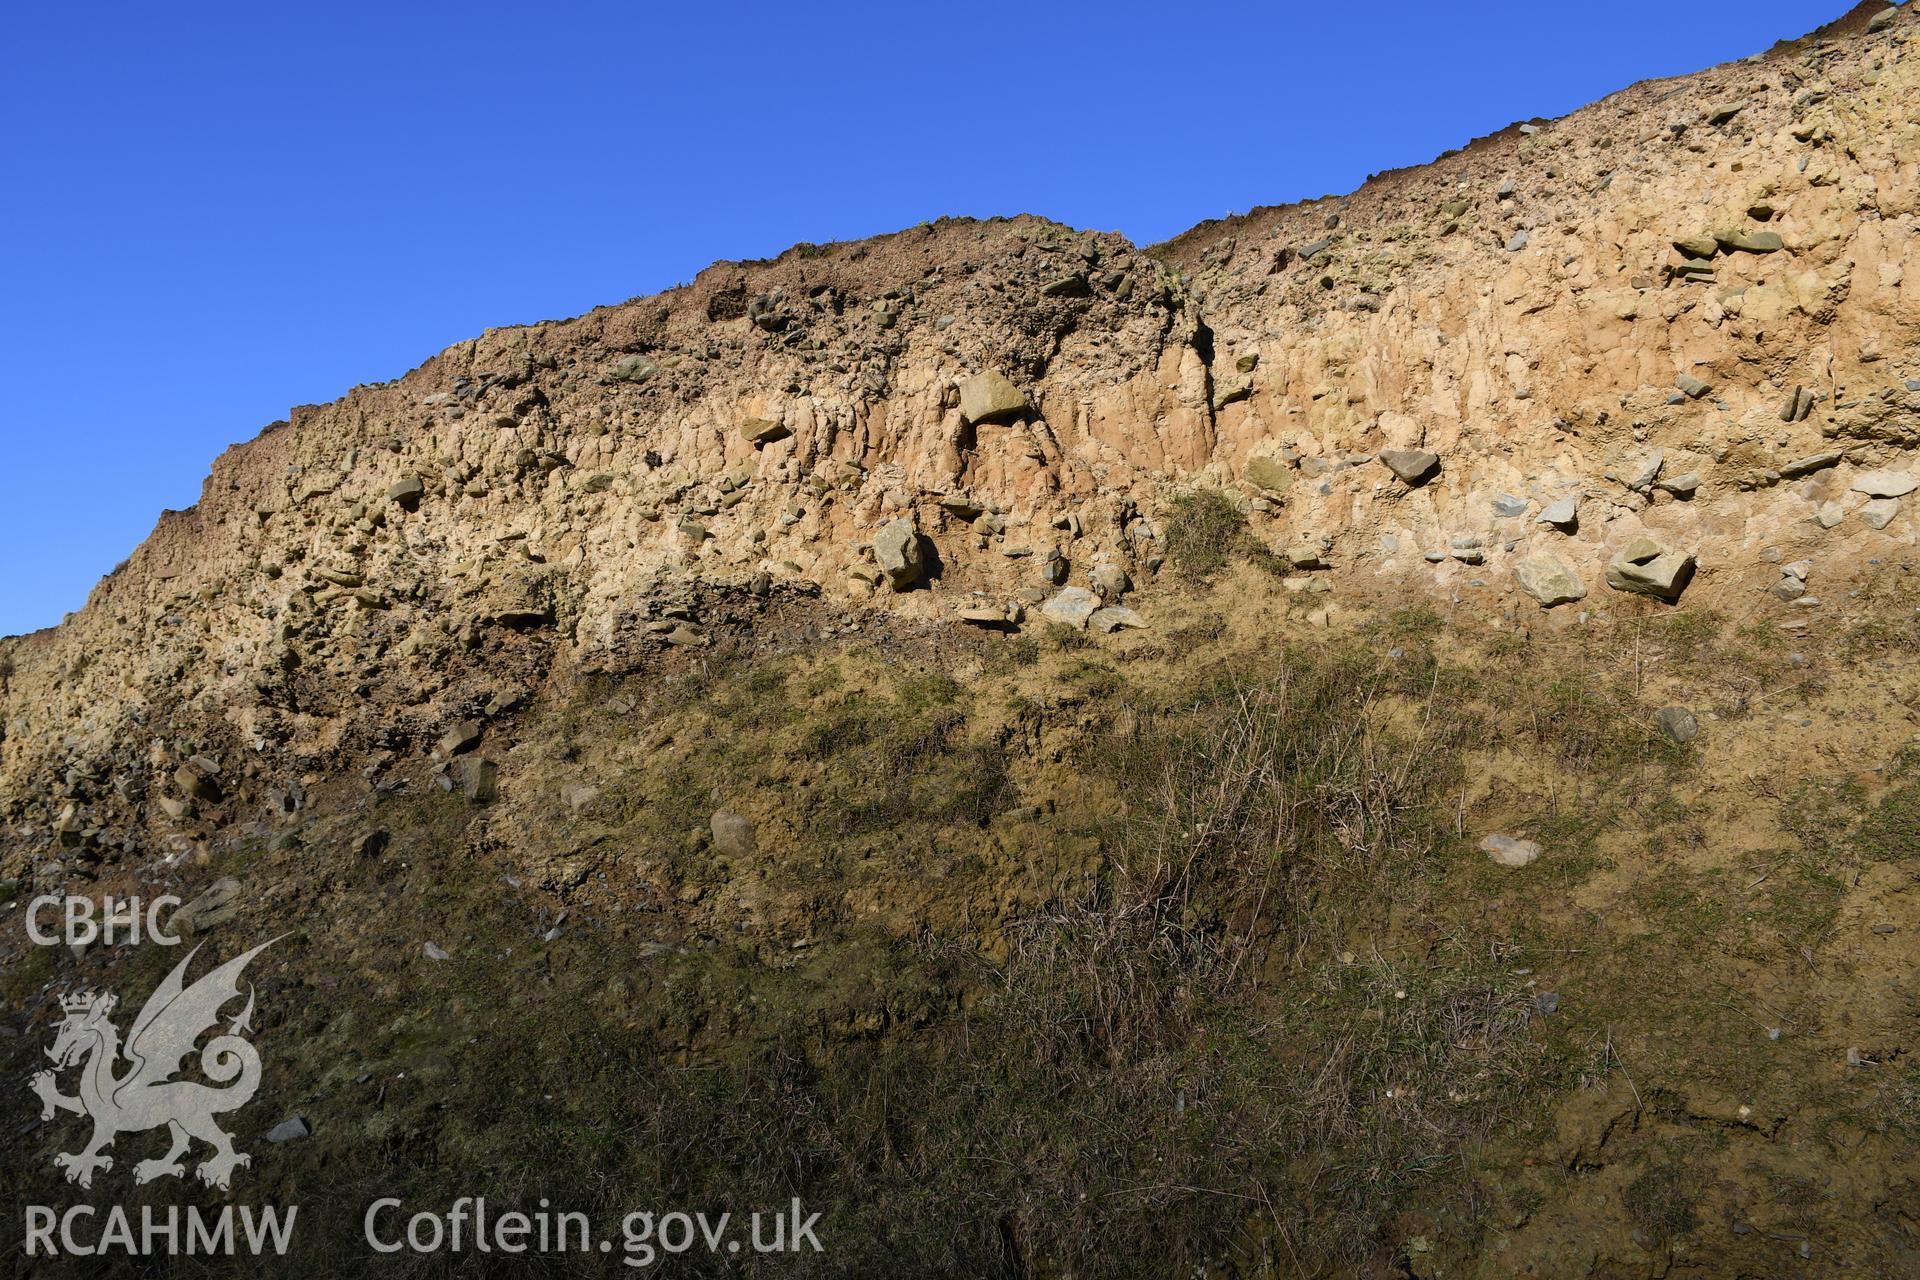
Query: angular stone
xmin=958 ymin=371 xmax=1027 ymax=425
xmin=1537 ymin=495 xmax=1579 ymax=530
xmin=1492 ymin=493 xmax=1529 ymax=518
xmin=957 ymin=606 xmax=1009 ymax=626
xmin=1605 ymin=544 xmax=1695 ymax=601
xmin=438 ymin=720 xmax=482 ymax=757
xmin=1285 ymin=545 xmax=1328 ymax=571
xmin=387 ymin=477 xmax=424 ymax=507
xmin=264 ymin=1117 xmax=312 ymax=1143
xmin=1039 ymin=587 xmax=1102 ymax=628
xmin=1212 ymin=377 xmax=1252 ymax=409
xmin=1506 ymin=230 xmax=1529 ymax=252
xmin=1625 ymin=451 xmax=1665 ymax=491
xmin=1512 ymin=554 xmax=1587 ymax=608
xmin=872 ymin=518 xmax=925 ymax=590
xmin=1860 ymin=497 xmax=1900 ymax=530
xmin=456 ymin=756 xmax=498 ymax=803
xmin=1657 ymin=473 xmax=1701 ymax=498
xmin=1780 ymin=386 xmax=1816 ymax=423
xmin=742 ymin=417 xmax=791 ymax=447
xmin=173 ymin=877 xmax=244 ymax=935
xmin=1378 ymin=449 xmax=1440 ymax=485
xmin=1480 ymin=834 xmax=1542 ymax=868
xmin=1088 ymin=606 xmax=1148 ymax=633
xmin=1675 ymin=373 xmax=1711 ymax=399
xmin=1714 ymin=229 xmax=1784 ymax=254
xmin=1850 ymin=469 xmax=1919 ymax=498
xmin=1672 ymin=234 xmax=1719 ymax=260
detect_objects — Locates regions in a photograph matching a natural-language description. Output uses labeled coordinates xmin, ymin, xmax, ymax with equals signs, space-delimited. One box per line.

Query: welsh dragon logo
xmin=31 ymin=939 xmax=276 ymax=1190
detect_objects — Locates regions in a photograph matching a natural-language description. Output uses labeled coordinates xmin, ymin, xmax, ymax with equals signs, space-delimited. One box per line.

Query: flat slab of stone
xmin=1779 ymin=450 xmax=1838 ymax=478
xmin=1860 ymin=497 xmax=1900 ymax=530
xmin=741 ymin=417 xmax=791 ymax=446
xmin=1850 ymin=469 xmax=1918 ymax=498
xmin=1537 ymin=495 xmax=1579 ymax=529
xmin=1039 ymin=587 xmax=1102 ymax=628
xmin=958 ymin=371 xmax=1027 ymax=425
xmin=1088 ymin=606 xmax=1148 ymax=633
xmin=1714 ymin=228 xmax=1784 ymax=253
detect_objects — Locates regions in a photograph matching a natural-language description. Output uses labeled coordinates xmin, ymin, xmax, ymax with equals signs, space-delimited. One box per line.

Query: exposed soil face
xmin=4 ymin=3 xmax=1920 ymax=1276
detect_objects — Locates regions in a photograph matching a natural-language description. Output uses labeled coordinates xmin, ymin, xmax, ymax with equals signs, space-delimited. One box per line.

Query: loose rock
xmin=1481 ymin=834 xmax=1542 ymax=868
xmin=1655 ymin=706 xmax=1700 ymax=744
xmin=1039 ymin=587 xmax=1102 ymax=628
xmin=710 ymin=811 xmax=757 ymax=859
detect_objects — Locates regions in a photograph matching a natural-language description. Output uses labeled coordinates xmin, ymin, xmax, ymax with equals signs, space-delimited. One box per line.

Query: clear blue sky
xmin=0 ymin=0 xmax=1861 ymax=636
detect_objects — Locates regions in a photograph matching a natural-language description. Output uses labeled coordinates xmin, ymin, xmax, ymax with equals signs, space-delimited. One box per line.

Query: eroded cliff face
xmin=4 ymin=4 xmax=1918 ymax=873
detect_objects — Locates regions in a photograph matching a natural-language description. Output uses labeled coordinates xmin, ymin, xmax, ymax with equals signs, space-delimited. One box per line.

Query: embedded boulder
xmin=1512 ymin=554 xmax=1587 ymax=608
xmin=872 ymin=518 xmax=926 ymax=591
xmin=742 ymin=417 xmax=791 ymax=447
xmin=1378 ymin=449 xmax=1440 ymax=486
xmin=1605 ymin=538 xmax=1696 ymax=601
xmin=1244 ymin=455 xmax=1293 ymax=494
xmin=958 ymin=371 xmax=1027 ymax=425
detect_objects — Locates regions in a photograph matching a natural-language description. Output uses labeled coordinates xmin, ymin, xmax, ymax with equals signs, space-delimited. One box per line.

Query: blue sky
xmin=0 ymin=0 xmax=1860 ymax=636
